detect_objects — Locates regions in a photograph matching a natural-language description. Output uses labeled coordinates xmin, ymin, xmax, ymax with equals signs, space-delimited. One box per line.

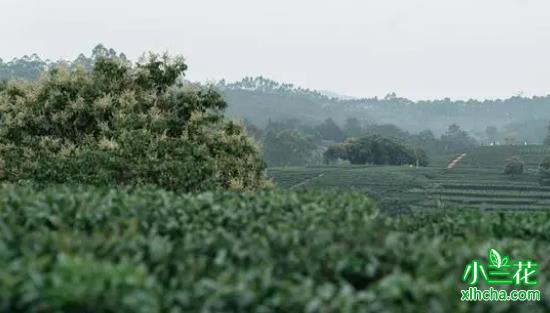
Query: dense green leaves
xmin=316 ymin=118 xmax=346 ymax=142
xmin=440 ymin=124 xmax=478 ymax=153
xmin=0 ymin=186 xmax=549 ymax=312
xmin=0 ymin=52 xmax=268 ymax=191
xmin=324 ymin=135 xmax=428 ymax=166
xmin=262 ymin=128 xmax=317 ymax=166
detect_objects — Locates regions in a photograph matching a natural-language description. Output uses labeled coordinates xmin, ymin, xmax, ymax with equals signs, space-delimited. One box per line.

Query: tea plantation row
xmin=1 ymin=185 xmax=548 ymax=312
xmin=269 ymin=164 xmax=550 ymax=211
xmin=457 ymin=145 xmax=550 ymax=170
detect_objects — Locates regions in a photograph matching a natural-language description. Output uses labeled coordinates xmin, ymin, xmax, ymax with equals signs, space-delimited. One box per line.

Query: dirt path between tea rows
xmin=290 ymin=172 xmax=326 ymax=189
xmin=447 ymin=153 xmax=467 ymax=169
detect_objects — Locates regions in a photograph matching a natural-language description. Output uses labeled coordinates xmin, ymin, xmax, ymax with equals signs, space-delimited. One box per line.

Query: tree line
xmin=4 ymin=45 xmax=550 ymax=171
xmin=248 ymin=117 xmax=478 ymax=167
xmin=5 ymin=52 xmax=550 ymax=145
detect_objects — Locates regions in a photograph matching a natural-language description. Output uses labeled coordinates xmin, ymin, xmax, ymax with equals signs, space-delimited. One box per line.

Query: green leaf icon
xmin=502 ymin=256 xmax=509 ymax=266
xmin=489 ymin=249 xmax=502 ymax=268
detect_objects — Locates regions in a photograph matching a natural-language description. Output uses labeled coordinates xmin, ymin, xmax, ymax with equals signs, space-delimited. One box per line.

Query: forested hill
xmin=0 ymin=45 xmax=125 ymax=82
xmin=218 ymin=77 xmax=550 ymax=138
xmin=2 ymin=46 xmax=549 ymax=140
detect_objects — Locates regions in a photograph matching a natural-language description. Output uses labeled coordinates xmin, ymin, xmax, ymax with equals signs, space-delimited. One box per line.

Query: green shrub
xmin=376 ymin=196 xmax=411 ymax=214
xmin=540 ymin=156 xmax=550 ymax=170
xmin=504 ymin=156 xmax=524 ymax=175
xmin=1 ymin=185 xmax=549 ymax=312
xmin=0 ymin=54 xmax=268 ymax=191
xmin=539 ymin=156 xmax=550 ymax=186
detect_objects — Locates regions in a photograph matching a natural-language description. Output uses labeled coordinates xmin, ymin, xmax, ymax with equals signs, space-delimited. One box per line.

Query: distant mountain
xmin=2 ymin=46 xmax=549 ymax=143
xmin=216 ymin=76 xmax=357 ymax=127
xmin=217 ymin=77 xmax=550 ymax=143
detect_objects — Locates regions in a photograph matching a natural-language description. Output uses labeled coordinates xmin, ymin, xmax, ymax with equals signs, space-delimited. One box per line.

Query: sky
xmin=1 ymin=0 xmax=549 ymax=100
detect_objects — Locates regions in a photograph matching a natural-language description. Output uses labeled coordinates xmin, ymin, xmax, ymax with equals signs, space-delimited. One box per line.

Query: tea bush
xmin=504 ymin=156 xmax=524 ymax=175
xmin=539 ymin=156 xmax=550 ymax=186
xmin=0 ymin=185 xmax=548 ymax=312
xmin=0 ymin=53 xmax=268 ymax=191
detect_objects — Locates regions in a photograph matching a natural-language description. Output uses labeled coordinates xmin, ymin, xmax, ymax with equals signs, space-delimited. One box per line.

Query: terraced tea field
xmin=457 ymin=145 xmax=550 ymax=170
xmin=268 ymin=145 xmax=550 ymax=211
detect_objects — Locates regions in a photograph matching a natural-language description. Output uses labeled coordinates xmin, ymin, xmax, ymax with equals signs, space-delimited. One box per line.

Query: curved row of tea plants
xmin=269 ymin=163 xmax=550 ymax=211
xmin=457 ymin=145 xmax=550 ymax=170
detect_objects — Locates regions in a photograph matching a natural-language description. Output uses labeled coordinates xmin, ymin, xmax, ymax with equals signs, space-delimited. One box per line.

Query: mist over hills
xmin=2 ymin=47 xmax=549 ymax=143
xmin=218 ymin=76 xmax=550 ymax=142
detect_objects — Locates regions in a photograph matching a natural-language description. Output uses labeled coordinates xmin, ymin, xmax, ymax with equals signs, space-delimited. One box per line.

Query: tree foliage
xmin=316 ymin=118 xmax=345 ymax=142
xmin=0 ymin=53 xmax=268 ymax=191
xmin=324 ymin=135 xmax=428 ymax=166
xmin=0 ymin=54 xmax=48 ymax=81
xmin=440 ymin=124 xmax=478 ymax=152
xmin=0 ymin=44 xmax=126 ymax=82
xmin=262 ymin=128 xmax=317 ymax=166
xmin=343 ymin=117 xmax=363 ymax=138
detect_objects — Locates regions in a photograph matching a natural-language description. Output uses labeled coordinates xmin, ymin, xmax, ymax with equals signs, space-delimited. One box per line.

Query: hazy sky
xmin=1 ymin=0 xmax=549 ymax=100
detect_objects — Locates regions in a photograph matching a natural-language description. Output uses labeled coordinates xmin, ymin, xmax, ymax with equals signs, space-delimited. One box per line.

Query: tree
xmin=417 ymin=130 xmax=435 ymax=142
xmin=243 ymin=119 xmax=263 ymax=141
xmin=0 ymin=44 xmax=127 ymax=82
xmin=440 ymin=124 xmax=477 ymax=152
xmin=411 ymin=130 xmax=438 ymax=154
xmin=343 ymin=117 xmax=363 ymax=138
xmin=0 ymin=52 xmax=268 ymax=191
xmin=365 ymin=124 xmax=410 ymax=140
xmin=504 ymin=156 xmax=524 ymax=175
xmin=503 ymin=119 xmax=546 ymax=145
xmin=317 ymin=118 xmax=345 ymax=142
xmin=262 ymin=129 xmax=317 ymax=166
xmin=0 ymin=53 xmax=48 ymax=81
xmin=324 ymin=135 xmax=428 ymax=166
xmin=485 ymin=126 xmax=499 ymax=144
xmin=0 ymin=80 xmax=6 ymax=93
